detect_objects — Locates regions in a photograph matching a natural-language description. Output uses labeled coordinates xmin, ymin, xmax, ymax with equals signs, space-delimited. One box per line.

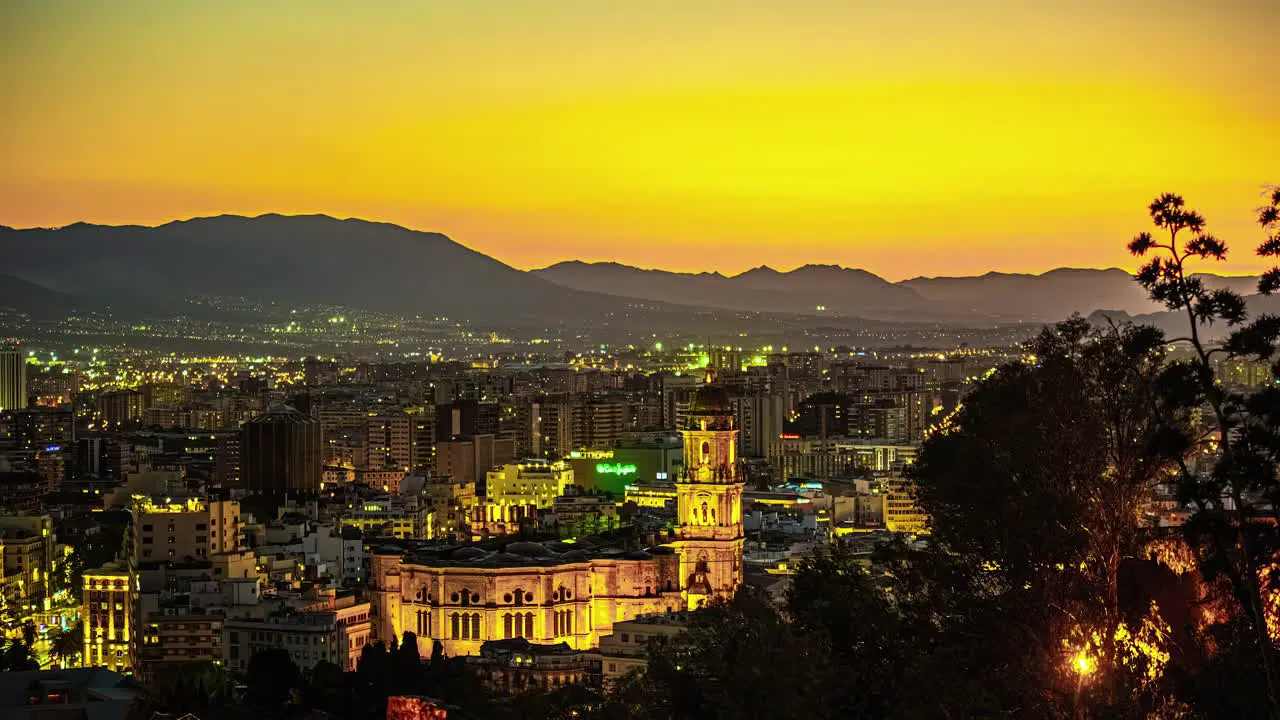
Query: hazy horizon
xmin=4 ymin=210 xmax=1269 ymax=283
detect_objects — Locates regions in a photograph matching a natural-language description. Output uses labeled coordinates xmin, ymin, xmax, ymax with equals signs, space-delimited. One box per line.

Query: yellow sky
xmin=2 ymin=1 xmax=1276 ymax=279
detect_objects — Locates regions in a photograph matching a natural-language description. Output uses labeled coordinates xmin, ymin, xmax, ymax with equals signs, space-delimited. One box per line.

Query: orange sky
xmin=2 ymin=1 xmax=1277 ymax=280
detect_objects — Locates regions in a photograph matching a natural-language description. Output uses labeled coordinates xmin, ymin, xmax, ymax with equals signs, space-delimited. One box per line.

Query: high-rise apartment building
xmin=98 ymin=389 xmax=144 ymax=430
xmin=733 ymin=393 xmax=786 ymax=458
xmin=365 ymin=412 xmax=414 ymax=470
xmin=0 ymin=347 xmax=28 ymax=412
xmin=435 ymin=401 xmax=500 ymax=440
xmin=569 ymin=399 xmax=628 ymax=450
xmin=8 ymin=406 xmax=74 ymax=452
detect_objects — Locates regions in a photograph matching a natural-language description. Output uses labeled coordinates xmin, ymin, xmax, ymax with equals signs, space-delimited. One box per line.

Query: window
xmin=450 ymin=613 xmax=460 ymax=640
xmin=524 ymin=612 xmax=534 ymax=638
xmin=196 ymin=523 xmax=207 ymax=530
xmin=503 ymin=614 xmax=512 ymax=639
xmin=142 ymin=524 xmax=153 ymax=531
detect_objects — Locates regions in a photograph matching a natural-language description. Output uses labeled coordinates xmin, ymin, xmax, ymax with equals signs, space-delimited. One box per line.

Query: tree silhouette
xmin=604 ymin=589 xmax=835 ymax=720
xmin=392 ymin=631 xmax=422 ymax=693
xmin=246 ymin=647 xmax=300 ymax=706
xmin=144 ymin=661 xmax=236 ymax=716
xmin=1128 ymin=188 xmax=1280 ymax=717
xmin=48 ymin=622 xmax=83 ymax=667
xmin=0 ymin=639 xmax=38 ymax=671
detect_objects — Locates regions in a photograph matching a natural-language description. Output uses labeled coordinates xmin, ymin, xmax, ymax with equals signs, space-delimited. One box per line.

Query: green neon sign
xmin=596 ymin=463 xmax=637 ymax=476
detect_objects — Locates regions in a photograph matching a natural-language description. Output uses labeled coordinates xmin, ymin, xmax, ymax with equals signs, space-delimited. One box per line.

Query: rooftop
xmin=381 ymin=538 xmax=673 ymax=569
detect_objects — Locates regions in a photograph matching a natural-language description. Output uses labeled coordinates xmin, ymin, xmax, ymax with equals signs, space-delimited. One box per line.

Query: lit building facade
xmin=83 ymin=565 xmax=134 ymax=672
xmin=130 ymin=496 xmax=242 ymax=563
xmin=0 ymin=515 xmax=56 ymax=614
xmin=341 ymin=497 xmax=430 ymax=539
xmin=468 ymin=638 xmax=598 ymax=695
xmin=371 ymin=374 xmax=744 ymax=656
xmin=222 ymin=598 xmax=370 ymax=672
xmin=599 ymin=611 xmax=688 ymax=688
xmin=884 ymin=475 xmax=928 ymax=535
xmin=484 ymin=460 xmax=574 ymax=524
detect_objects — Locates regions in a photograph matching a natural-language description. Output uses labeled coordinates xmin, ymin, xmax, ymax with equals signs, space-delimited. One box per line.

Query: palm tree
xmin=48 ymin=622 xmax=83 ymax=668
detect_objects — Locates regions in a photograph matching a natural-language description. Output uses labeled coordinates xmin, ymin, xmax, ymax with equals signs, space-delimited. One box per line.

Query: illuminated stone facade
xmin=371 ymin=374 xmax=745 ymax=656
xmin=83 ymin=565 xmax=134 ymax=672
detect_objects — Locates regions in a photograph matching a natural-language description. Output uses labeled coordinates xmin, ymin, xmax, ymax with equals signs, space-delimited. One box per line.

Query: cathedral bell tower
xmin=673 ymin=370 xmax=745 ymax=609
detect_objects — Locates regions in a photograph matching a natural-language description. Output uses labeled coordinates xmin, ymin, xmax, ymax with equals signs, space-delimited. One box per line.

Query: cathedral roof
xmin=396 ymin=539 xmax=669 ymax=569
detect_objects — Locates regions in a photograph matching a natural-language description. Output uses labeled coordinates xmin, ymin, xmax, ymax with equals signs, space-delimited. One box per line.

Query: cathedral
xmin=369 ymin=374 xmax=745 ymax=656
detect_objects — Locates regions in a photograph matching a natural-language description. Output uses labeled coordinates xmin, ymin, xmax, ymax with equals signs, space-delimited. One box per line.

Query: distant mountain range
xmin=0 ymin=215 xmax=650 ymax=325
xmin=535 ymin=261 xmax=1260 ymax=323
xmin=0 ymin=214 xmax=1264 ymax=329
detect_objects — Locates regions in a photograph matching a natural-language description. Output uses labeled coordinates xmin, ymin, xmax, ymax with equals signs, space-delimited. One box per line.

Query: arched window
xmin=524 ymin=612 xmax=534 ymax=638
xmin=503 ymin=613 xmax=513 ymax=639
xmin=471 ymin=613 xmax=480 ymax=640
xmin=460 ymin=589 xmax=471 ymax=607
xmin=450 ymin=613 xmax=460 ymax=640
xmin=701 ymin=441 xmax=710 ymax=463
xmin=514 ymin=588 xmax=524 ymax=606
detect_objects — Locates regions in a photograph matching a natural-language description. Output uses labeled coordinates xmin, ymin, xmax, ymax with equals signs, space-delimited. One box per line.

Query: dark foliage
xmin=246 ymin=648 xmax=300 ymax=706
xmin=1129 ymin=189 xmax=1280 ymax=717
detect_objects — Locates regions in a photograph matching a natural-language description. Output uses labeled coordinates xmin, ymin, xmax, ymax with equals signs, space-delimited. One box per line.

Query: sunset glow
xmin=2 ymin=1 xmax=1277 ymax=278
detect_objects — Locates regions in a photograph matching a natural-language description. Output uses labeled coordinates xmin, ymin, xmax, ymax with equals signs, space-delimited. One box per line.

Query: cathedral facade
xmin=369 ymin=376 xmax=745 ymax=656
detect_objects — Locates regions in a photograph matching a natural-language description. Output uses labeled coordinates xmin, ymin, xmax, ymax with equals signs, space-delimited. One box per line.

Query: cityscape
xmin=3 ymin=2 xmax=1278 ymax=720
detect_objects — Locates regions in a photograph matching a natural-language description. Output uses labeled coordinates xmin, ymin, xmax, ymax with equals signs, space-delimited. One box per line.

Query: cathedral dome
xmin=690 ymin=369 xmax=732 ymax=414
xmin=690 ymin=384 xmax=731 ymax=413
xmin=506 ymin=541 xmax=555 ymax=558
